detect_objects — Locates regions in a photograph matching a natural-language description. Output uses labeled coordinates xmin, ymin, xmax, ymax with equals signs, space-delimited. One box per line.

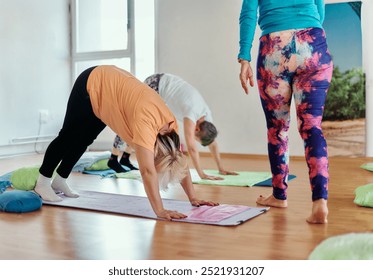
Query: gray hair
xmin=196 ymin=121 xmax=218 ymax=146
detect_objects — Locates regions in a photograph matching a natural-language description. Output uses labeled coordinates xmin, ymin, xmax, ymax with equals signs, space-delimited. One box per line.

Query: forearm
xmin=183 ymin=118 xmax=206 ymax=177
xmin=188 ymin=146 xmax=205 ymax=177
xmin=134 ymin=144 xmax=164 ymax=215
xmin=208 ymin=141 xmax=224 ymax=171
xmin=181 ymin=169 xmax=220 ymax=208
xmin=141 ymin=168 xmax=164 ymax=215
xmin=180 ymin=170 xmax=197 ymax=202
xmin=238 ymin=0 xmax=259 ymax=61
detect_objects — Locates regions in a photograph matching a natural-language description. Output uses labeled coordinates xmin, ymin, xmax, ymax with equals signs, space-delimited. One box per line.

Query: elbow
xmin=139 ymin=166 xmax=157 ymax=179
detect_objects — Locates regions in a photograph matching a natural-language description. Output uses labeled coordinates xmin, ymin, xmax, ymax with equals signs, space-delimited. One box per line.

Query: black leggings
xmin=39 ymin=66 xmax=106 ymax=178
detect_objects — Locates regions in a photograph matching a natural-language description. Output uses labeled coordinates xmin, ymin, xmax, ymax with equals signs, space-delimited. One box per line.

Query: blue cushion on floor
xmin=0 ymin=190 xmax=42 ymax=213
xmin=0 ymin=181 xmax=11 ymax=193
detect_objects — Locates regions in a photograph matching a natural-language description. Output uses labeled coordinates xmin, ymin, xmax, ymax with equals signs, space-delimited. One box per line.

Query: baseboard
xmin=0 ymin=143 xmax=49 ymax=158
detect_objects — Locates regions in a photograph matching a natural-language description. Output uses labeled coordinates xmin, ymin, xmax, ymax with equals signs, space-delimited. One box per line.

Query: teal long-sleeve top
xmin=238 ymin=0 xmax=325 ymax=62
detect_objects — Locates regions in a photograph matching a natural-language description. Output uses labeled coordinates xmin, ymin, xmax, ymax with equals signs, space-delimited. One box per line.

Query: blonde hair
xmin=154 ymin=130 xmax=188 ymax=190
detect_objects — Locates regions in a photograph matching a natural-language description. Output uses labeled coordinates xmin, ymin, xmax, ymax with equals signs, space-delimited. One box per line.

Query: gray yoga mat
xmin=43 ymin=190 xmax=269 ymax=226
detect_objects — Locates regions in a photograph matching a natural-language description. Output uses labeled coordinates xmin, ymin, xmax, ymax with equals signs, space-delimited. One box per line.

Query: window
xmin=70 ymin=0 xmax=154 ymax=81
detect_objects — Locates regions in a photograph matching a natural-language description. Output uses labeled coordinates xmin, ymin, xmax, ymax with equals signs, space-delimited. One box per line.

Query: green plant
xmin=324 ymin=66 xmax=365 ymax=121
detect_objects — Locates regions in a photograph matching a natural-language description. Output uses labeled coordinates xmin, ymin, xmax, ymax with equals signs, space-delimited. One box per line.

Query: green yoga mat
xmin=113 ymin=169 xmax=296 ymax=187
xmin=111 ymin=170 xmax=142 ymax=180
xmin=190 ymin=169 xmax=272 ymax=186
xmin=191 ymin=170 xmax=296 ymax=187
xmin=360 ymin=163 xmax=373 ymax=172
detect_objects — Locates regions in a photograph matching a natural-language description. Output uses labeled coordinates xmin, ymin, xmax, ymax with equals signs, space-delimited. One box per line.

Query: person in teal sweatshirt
xmin=238 ymin=0 xmax=333 ymax=224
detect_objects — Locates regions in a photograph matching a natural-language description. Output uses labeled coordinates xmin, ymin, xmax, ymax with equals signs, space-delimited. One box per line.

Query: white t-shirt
xmin=158 ymin=73 xmax=213 ymax=124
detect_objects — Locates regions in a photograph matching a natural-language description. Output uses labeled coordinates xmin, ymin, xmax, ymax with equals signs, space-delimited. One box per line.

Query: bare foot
xmin=256 ymin=194 xmax=287 ymax=208
xmin=307 ymin=199 xmax=328 ymax=224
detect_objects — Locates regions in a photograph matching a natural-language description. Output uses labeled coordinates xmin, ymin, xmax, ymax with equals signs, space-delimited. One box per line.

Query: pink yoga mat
xmin=43 ymin=190 xmax=269 ymax=226
xmin=185 ymin=205 xmax=250 ymax=222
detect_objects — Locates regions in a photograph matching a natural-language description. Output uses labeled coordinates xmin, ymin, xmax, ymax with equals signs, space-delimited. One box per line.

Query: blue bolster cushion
xmin=0 ymin=190 xmax=42 ymax=213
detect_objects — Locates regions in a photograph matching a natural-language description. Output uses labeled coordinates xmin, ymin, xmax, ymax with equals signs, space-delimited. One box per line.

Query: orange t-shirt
xmin=87 ymin=65 xmax=178 ymax=151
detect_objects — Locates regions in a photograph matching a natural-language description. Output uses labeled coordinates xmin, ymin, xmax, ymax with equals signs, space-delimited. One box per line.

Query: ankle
xmin=108 ymin=159 xmax=127 ymax=173
xmin=36 ymin=174 xmax=51 ymax=187
xmin=313 ymin=198 xmax=328 ymax=207
xmin=109 ymin=154 xmax=119 ymax=161
xmin=51 ymin=174 xmax=79 ymax=198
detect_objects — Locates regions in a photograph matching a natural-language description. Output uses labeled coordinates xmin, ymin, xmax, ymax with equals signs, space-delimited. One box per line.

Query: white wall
xmin=0 ymin=0 xmax=71 ymax=156
xmin=1 ymin=0 xmax=370 ymax=158
xmin=156 ymin=0 xmax=304 ymax=155
xmin=89 ymin=0 xmax=157 ymax=151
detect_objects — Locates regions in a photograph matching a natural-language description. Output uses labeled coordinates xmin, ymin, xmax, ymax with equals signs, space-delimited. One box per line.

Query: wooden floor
xmin=1 ymin=152 xmax=372 ymax=260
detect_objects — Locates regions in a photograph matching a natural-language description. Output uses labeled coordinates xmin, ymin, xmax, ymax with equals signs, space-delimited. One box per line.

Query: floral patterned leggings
xmin=257 ymin=28 xmax=333 ymax=201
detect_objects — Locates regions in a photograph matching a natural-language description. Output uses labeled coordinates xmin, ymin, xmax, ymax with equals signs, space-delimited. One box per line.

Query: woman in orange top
xmin=35 ymin=65 xmax=217 ymax=220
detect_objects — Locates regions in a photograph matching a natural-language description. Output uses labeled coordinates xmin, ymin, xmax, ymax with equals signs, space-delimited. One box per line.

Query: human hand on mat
xmin=191 ymin=199 xmax=219 ymax=207
xmin=219 ymin=169 xmax=239 ymax=176
xmin=200 ymin=173 xmax=224 ymax=180
xmin=157 ymin=209 xmax=187 ymax=220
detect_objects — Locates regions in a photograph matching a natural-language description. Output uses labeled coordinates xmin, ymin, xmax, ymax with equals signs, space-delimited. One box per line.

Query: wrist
xmin=189 ymin=197 xmax=197 ymax=203
xmin=155 ymin=207 xmax=165 ymax=216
